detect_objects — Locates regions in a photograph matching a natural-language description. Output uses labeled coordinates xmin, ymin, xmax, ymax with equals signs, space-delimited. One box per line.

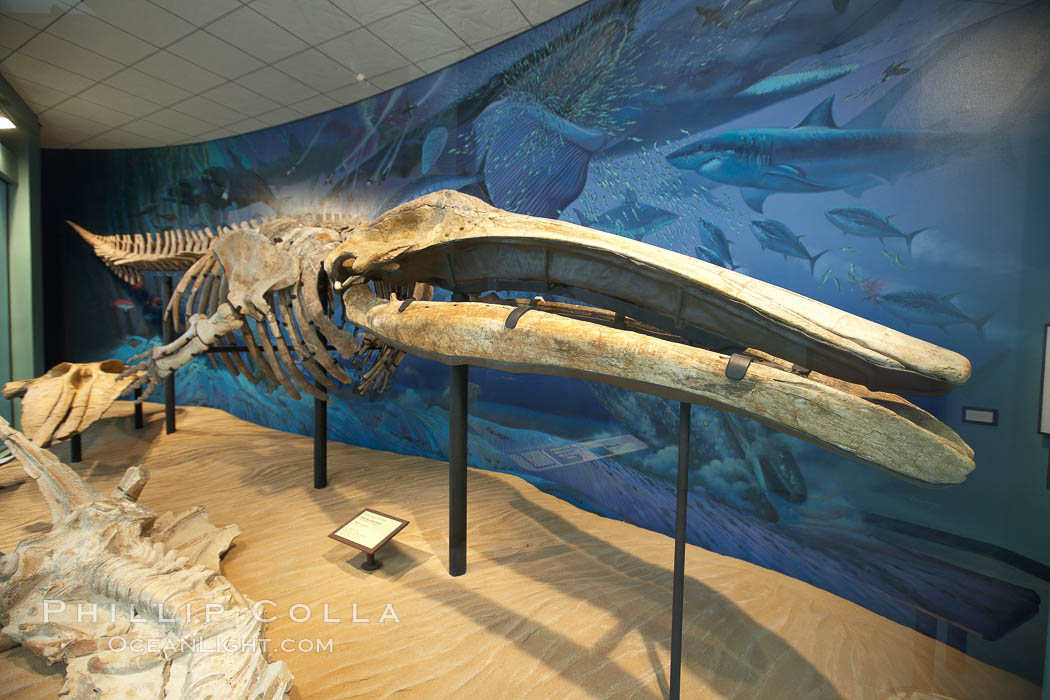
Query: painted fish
xmin=825 ymin=207 xmax=929 ymax=252
xmin=698 ymin=217 xmax=740 ymax=270
xmin=876 ymin=290 xmax=993 ymax=336
xmin=882 ymin=62 xmax=910 ymax=82
xmin=666 ymin=96 xmax=983 ymax=212
xmin=420 ymin=126 xmax=448 ymax=175
xmin=694 ymin=244 xmax=730 ymax=268
xmin=572 ymin=189 xmax=678 ymax=240
xmin=749 ymin=218 xmax=829 ymax=275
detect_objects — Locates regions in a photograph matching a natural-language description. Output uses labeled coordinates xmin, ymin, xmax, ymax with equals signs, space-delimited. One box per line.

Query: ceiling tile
xmin=50 ymin=95 xmax=136 ymax=127
xmin=142 ymin=110 xmax=213 ymax=136
xmin=289 ymin=92 xmax=340 ymax=117
xmin=2 ymin=73 xmax=73 ymax=109
xmin=330 ymin=0 xmax=419 ymax=26
xmin=1 ymin=51 xmax=94 ymax=94
xmin=77 ymin=129 xmax=157 ymax=149
xmin=19 ymin=97 xmax=49 ymax=114
xmin=318 ymin=27 xmax=408 ymax=78
xmin=369 ymin=63 xmax=423 ymax=91
xmin=470 ymin=29 xmax=520 ymax=53
xmin=327 ymin=79 xmax=379 ymax=106
xmin=236 ymin=66 xmax=319 ymax=104
xmin=149 ymin=0 xmax=241 ymax=28
xmin=227 ymin=115 xmax=268 ymax=134
xmin=273 ymin=48 xmax=357 ymax=93
xmin=201 ymin=82 xmax=280 ymax=116
xmin=369 ymin=4 xmax=466 ymax=62
xmin=47 ymin=7 xmax=156 ymax=64
xmin=197 ymin=125 xmax=238 ymax=141
xmin=167 ymin=30 xmax=264 ymax=80
xmin=75 ymin=0 xmax=195 ymax=47
xmin=40 ymin=126 xmax=88 ymax=148
xmin=136 ymin=51 xmax=226 ymax=92
xmin=256 ymin=105 xmax=302 ymax=127
xmin=123 ymin=116 xmax=192 ymax=139
xmin=0 ymin=0 xmax=76 ymax=30
xmin=427 ymin=0 xmax=527 ymax=46
xmin=0 ymin=15 xmax=36 ymax=52
xmin=512 ymin=0 xmax=585 ymax=26
xmin=18 ymin=32 xmax=123 ymax=81
xmin=414 ymin=45 xmax=472 ymax=73
xmin=78 ymin=83 xmax=163 ymax=117
xmin=206 ymin=6 xmax=309 ymax=64
xmin=39 ymin=107 xmax=112 ymax=143
xmin=249 ymin=0 xmax=360 ymax=45
xmin=171 ymin=95 xmax=247 ymax=125
xmin=103 ymin=67 xmax=192 ymax=106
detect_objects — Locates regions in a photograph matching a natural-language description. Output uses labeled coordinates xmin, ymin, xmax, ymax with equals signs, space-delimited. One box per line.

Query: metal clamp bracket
xmin=725 ymin=353 xmax=753 ymax=380
xmin=505 ymin=296 xmax=544 ymax=329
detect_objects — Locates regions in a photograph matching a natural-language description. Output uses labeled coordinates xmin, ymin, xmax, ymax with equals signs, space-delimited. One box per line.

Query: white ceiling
xmin=0 ymin=0 xmax=588 ymax=149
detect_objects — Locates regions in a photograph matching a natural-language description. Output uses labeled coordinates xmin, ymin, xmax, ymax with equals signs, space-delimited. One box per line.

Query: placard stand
xmin=329 ymin=508 xmax=410 ymax=572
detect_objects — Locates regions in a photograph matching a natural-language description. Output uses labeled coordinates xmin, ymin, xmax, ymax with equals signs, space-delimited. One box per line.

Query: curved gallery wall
xmin=39 ymin=0 xmax=1050 ymax=684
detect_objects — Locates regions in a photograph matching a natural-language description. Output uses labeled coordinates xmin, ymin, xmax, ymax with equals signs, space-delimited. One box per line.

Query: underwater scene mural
xmin=42 ymin=0 xmax=1050 ymax=683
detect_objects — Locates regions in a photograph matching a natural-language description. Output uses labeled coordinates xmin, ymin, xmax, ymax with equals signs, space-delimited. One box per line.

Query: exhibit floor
xmin=0 ymin=403 xmax=1038 ymax=699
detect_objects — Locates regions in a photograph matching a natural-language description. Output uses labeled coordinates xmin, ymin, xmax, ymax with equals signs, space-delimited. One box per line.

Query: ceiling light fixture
xmin=0 ymin=104 xmax=14 ymax=129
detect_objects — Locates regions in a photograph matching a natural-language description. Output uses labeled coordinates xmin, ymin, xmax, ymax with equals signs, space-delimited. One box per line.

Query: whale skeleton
xmin=12 ymin=191 xmax=973 ymax=485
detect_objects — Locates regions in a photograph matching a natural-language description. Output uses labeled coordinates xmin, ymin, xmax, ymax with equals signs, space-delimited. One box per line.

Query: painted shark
xmin=665 ymin=96 xmax=983 ymax=212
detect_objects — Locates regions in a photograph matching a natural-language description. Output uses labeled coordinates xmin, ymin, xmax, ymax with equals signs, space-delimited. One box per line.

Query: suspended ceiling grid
xmin=0 ymin=0 xmax=587 ymax=149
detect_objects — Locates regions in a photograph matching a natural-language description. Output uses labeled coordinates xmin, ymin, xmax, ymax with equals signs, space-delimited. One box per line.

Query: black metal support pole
xmin=449 ymin=291 xmax=469 ymax=577
xmin=946 ymin=625 xmax=967 ymax=653
xmin=670 ymin=401 xmax=690 ymax=700
xmin=915 ymin=611 xmax=937 ymax=639
xmin=69 ymin=433 xmax=82 ymax=463
xmin=133 ymin=387 xmax=143 ymax=429
xmin=162 ymin=275 xmax=176 ymax=435
xmin=314 ymin=383 xmax=327 ymax=489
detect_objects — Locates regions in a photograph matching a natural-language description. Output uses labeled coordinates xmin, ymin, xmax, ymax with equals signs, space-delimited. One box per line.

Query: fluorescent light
xmin=0 ymin=116 xmax=14 ymax=129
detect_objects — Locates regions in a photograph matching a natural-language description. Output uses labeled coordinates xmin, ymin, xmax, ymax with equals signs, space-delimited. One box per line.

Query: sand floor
xmin=0 ymin=402 xmax=1039 ymax=699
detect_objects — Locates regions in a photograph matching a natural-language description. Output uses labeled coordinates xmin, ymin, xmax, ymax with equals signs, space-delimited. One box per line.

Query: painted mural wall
xmin=42 ymin=0 xmax=1050 ymax=684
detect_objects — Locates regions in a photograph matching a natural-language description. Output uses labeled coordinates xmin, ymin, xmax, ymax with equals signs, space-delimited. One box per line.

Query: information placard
xmin=329 ymin=509 xmax=409 ymax=554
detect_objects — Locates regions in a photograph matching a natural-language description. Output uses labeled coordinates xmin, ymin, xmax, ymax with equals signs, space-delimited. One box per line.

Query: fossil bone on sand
xmin=0 ymin=417 xmax=293 ymax=699
xmin=2 ymin=360 xmax=140 ymax=448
